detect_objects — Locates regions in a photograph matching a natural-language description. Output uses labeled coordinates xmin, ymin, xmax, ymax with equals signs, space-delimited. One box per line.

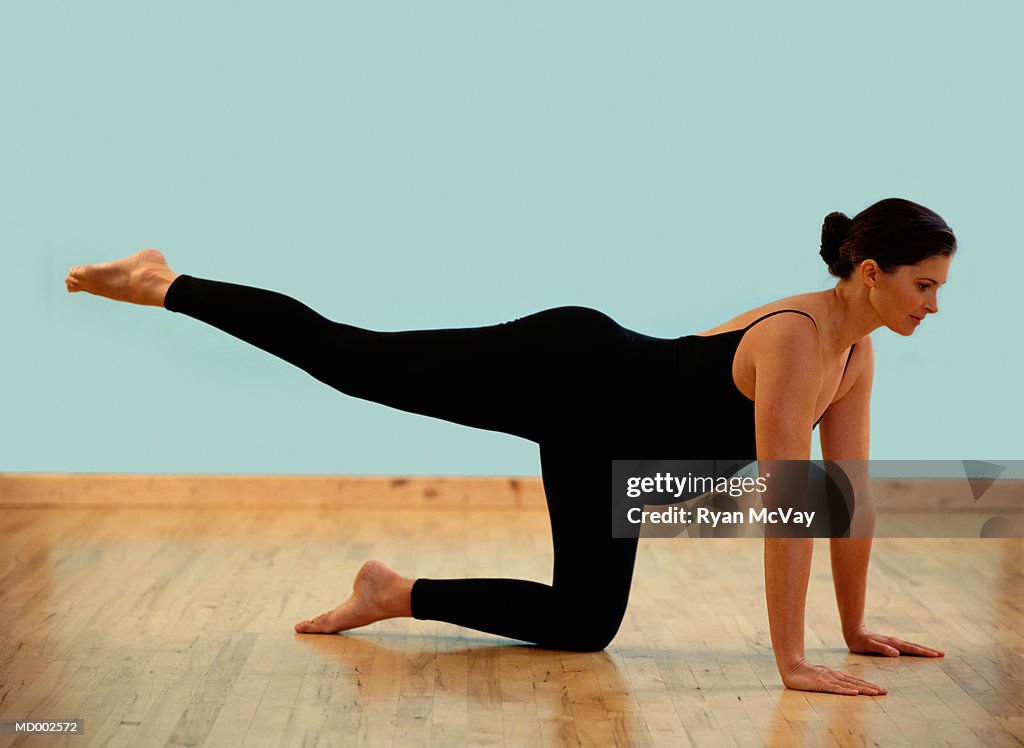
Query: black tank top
xmin=667 ymin=308 xmax=855 ymax=459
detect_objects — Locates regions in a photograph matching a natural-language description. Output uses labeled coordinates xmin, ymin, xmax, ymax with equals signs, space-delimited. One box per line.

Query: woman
xmin=65 ymin=196 xmax=953 ymax=696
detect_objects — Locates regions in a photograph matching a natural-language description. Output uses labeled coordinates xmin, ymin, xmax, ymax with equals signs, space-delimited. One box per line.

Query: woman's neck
xmin=821 ymin=282 xmax=882 ymax=354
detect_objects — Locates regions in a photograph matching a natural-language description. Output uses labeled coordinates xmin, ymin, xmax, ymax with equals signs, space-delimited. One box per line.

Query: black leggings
xmin=163 ymin=274 xmax=642 ymax=651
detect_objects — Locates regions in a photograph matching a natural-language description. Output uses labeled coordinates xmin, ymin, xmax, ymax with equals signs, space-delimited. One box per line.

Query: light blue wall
xmin=2 ymin=1 xmax=1020 ymax=476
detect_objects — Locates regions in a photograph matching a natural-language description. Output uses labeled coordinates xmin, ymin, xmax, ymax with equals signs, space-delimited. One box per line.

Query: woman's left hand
xmin=845 ymin=626 xmax=944 ymax=657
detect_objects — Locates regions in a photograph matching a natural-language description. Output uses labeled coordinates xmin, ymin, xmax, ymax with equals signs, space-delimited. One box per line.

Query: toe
xmin=295 ymin=612 xmax=330 ymax=634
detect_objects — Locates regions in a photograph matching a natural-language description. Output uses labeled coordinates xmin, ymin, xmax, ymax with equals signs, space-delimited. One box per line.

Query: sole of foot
xmin=65 ymin=248 xmax=179 ymax=307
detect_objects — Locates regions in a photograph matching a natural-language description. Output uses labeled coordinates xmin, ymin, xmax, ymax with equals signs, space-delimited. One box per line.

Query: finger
xmin=867 ymin=637 xmax=900 ymax=656
xmin=897 ymin=641 xmax=929 ymax=654
xmin=837 ymin=673 xmax=888 ymax=695
xmin=892 ymin=639 xmax=944 ymax=657
xmin=819 ymin=676 xmax=876 ymax=692
xmin=823 ymin=680 xmax=860 ymax=696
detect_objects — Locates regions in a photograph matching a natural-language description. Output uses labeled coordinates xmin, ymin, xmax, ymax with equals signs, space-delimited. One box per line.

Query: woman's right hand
xmin=780 ymin=658 xmax=888 ymax=696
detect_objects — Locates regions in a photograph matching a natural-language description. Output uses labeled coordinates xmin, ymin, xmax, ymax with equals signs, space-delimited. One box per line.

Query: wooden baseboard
xmin=0 ymin=473 xmax=1019 ymax=511
xmin=0 ymin=473 xmax=547 ymax=509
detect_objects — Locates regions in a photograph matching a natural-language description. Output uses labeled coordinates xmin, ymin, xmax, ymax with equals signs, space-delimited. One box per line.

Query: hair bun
xmin=820 ymin=211 xmax=852 ymax=265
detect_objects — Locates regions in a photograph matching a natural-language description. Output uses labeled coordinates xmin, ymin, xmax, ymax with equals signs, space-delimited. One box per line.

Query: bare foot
xmin=294 ymin=560 xmax=415 ymax=635
xmin=65 ymin=249 xmax=180 ymax=307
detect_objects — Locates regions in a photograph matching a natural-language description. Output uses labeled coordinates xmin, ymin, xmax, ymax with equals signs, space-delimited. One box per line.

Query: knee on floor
xmin=542 ymin=605 xmax=626 ymax=652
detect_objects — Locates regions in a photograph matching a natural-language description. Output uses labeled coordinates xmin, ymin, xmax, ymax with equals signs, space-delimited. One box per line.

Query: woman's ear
xmin=859 ymin=259 xmax=879 ymax=288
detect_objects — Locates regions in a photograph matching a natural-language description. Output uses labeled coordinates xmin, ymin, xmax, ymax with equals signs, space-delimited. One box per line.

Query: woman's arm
xmin=819 ymin=338 xmax=874 ymax=640
xmin=751 ymin=317 xmax=819 ymax=674
xmin=820 ymin=338 xmax=944 ymax=660
xmin=752 ymin=319 xmax=887 ymax=695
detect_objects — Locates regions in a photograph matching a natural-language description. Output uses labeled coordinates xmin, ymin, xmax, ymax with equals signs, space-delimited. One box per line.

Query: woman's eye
xmin=918 ymin=284 xmax=929 ymax=291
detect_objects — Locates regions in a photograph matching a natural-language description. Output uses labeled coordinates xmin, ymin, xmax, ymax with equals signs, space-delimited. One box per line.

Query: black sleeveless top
xmin=562 ymin=306 xmax=854 ymax=462
xmin=667 ymin=308 xmax=854 ymax=459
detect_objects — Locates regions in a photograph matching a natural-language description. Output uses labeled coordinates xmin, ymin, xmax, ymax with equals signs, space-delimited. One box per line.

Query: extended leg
xmin=68 ymin=251 xmax=638 ymax=444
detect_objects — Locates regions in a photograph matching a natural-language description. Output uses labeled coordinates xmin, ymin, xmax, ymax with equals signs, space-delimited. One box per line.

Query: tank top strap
xmin=742 ymin=308 xmax=819 ymax=333
xmin=842 ymin=342 xmax=856 ymax=373
xmin=814 ymin=342 xmax=857 ymax=430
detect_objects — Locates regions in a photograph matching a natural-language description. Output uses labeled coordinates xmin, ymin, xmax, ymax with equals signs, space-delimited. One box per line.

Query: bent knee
xmin=541 ymin=608 xmax=625 ymax=652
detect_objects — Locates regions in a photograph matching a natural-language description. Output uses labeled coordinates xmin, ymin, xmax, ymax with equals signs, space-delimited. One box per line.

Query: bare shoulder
xmin=746 ymin=312 xmax=823 ymax=456
xmin=742 ymin=309 xmax=823 ymax=372
xmin=727 ymin=305 xmax=824 ymax=404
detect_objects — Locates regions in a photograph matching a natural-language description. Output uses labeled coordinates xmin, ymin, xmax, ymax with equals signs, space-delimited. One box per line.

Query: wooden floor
xmin=0 ymin=506 xmax=1021 ymax=747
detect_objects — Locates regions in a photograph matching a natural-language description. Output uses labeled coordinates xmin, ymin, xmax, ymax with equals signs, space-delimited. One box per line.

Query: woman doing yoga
xmin=65 ymin=197 xmax=954 ymax=696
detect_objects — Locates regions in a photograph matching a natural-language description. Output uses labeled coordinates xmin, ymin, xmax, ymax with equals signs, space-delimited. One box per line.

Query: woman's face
xmin=867 ymin=254 xmax=951 ymax=336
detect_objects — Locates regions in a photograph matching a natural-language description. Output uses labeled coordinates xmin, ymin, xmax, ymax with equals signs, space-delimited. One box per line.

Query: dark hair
xmin=819 ymin=197 xmax=957 ymax=279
